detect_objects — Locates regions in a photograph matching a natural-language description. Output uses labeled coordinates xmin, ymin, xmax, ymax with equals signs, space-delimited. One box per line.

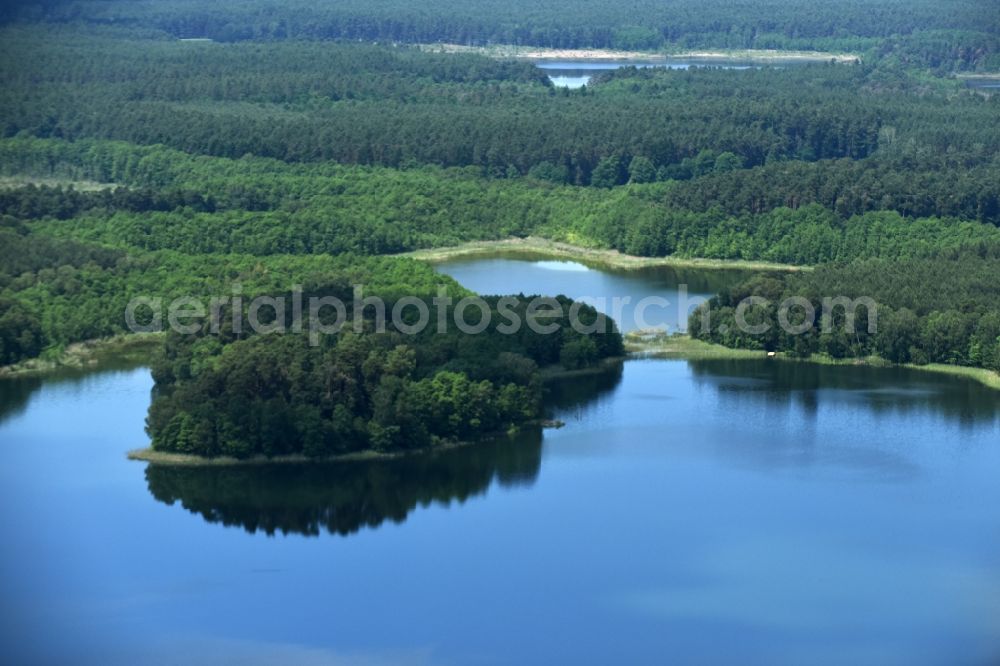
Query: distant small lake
xmin=537 ymin=58 xmax=787 ymax=88
xmin=964 ymin=79 xmax=1000 ymax=90
xmin=435 ymin=253 xmax=751 ymax=332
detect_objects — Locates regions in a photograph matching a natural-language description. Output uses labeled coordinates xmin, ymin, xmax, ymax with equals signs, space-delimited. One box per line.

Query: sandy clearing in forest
xmin=420 ymin=43 xmax=860 ymax=63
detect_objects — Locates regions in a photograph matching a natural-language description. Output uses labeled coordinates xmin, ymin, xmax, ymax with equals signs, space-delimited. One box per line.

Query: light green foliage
xmin=628 ymin=156 xmax=656 ymax=184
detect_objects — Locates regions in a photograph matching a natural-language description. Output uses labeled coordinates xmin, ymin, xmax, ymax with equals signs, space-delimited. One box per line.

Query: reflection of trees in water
xmin=145 ymin=365 xmax=626 ymax=537
xmin=605 ymin=265 xmax=754 ymax=295
xmin=543 ymin=361 xmax=624 ymax=413
xmin=0 ymin=360 xmax=148 ymax=426
xmin=0 ymin=375 xmax=42 ymax=424
xmin=687 ymin=359 xmax=1000 ymax=425
xmin=145 ymin=428 xmax=543 ymax=537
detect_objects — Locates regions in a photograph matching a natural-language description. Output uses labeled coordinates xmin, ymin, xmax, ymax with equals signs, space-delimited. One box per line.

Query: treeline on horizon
xmin=4 ymin=0 xmax=998 ymax=70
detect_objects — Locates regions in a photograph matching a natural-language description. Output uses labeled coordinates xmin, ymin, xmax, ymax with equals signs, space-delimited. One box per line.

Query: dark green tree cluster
xmin=0 ymin=213 xmax=123 ymax=275
xmin=0 ymin=183 xmax=217 ymax=219
xmin=690 ymin=257 xmax=1000 ymax=370
xmin=657 ymin=156 xmax=1000 ymax=226
xmin=0 ymin=296 xmax=45 ymax=365
xmin=147 ymin=290 xmax=623 ymax=458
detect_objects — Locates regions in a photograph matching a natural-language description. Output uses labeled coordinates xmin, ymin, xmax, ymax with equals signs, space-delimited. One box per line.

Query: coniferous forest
xmin=1 ymin=0 xmax=999 ymax=456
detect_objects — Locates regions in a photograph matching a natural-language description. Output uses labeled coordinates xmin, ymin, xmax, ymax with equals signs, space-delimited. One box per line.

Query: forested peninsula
xmin=1 ymin=0 xmax=999 ymax=458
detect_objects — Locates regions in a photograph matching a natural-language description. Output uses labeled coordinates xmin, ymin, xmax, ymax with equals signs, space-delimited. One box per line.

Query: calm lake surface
xmin=435 ymin=254 xmax=750 ymax=332
xmin=965 ymin=80 xmax=1000 ymax=90
xmin=1 ymin=258 xmax=999 ymax=665
xmin=537 ymin=58 xmax=784 ymax=88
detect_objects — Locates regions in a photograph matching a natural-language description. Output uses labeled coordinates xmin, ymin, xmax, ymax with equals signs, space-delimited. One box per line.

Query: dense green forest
xmin=690 ymin=258 xmax=1000 ymax=370
xmin=147 ymin=292 xmax=622 ymax=457
xmin=4 ymin=0 xmax=997 ymax=70
xmin=0 ymin=4 xmax=998 ymax=456
xmin=0 ymin=227 xmax=465 ymax=365
xmin=3 ymin=27 xmax=999 ymax=181
xmin=4 ymin=134 xmax=1000 ymax=263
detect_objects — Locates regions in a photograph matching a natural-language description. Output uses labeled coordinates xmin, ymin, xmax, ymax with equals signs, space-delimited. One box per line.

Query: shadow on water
xmin=0 ymin=358 xmax=149 ymax=426
xmin=144 ymin=428 xmax=543 ymax=537
xmin=543 ymin=361 xmax=625 ymax=413
xmin=0 ymin=375 xmax=42 ymax=424
xmin=687 ymin=359 xmax=1000 ymax=425
xmin=143 ymin=358 xmax=998 ymax=534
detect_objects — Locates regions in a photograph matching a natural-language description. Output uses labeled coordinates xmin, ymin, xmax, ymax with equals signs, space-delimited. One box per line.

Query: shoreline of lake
xmin=4 ymin=328 xmax=994 ymax=471
xmin=0 ymin=333 xmax=163 ymax=378
xmin=8 ymin=326 xmax=997 ymax=660
xmin=127 ymin=442 xmax=468 ymax=467
xmin=3 ymin=321 xmax=995 ymax=395
xmin=128 ymin=418 xmax=567 ymax=468
xmin=403 ymin=237 xmax=806 ymax=272
xmin=126 ymin=359 xmax=624 ymax=467
xmin=628 ymin=332 xmax=1000 ymax=390
xmin=4 ymin=313 xmax=996 ymax=395
xmin=127 ymin=338 xmax=1000 ymax=467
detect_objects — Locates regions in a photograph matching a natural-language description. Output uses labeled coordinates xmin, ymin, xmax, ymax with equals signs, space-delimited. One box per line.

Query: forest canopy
xmin=146 ymin=292 xmax=623 ymax=458
xmin=0 ymin=7 xmax=997 ymax=454
xmin=3 ymin=0 xmax=997 ymax=70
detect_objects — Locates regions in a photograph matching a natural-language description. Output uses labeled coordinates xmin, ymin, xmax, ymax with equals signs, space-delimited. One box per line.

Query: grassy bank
xmin=0 ymin=333 xmax=163 ymax=378
xmin=403 ymin=237 xmax=805 ymax=272
xmin=771 ymin=354 xmax=1000 ymax=390
xmin=127 ymin=446 xmax=416 ymax=467
xmin=539 ymin=356 xmax=625 ymax=380
xmin=0 ymin=176 xmax=116 ymax=191
xmin=128 ymin=421 xmax=563 ymax=466
xmin=913 ymin=363 xmax=1000 ymax=390
xmin=667 ymin=49 xmax=859 ymax=63
xmin=625 ymin=332 xmax=768 ymax=359
xmin=627 ymin=333 xmax=1000 ymax=390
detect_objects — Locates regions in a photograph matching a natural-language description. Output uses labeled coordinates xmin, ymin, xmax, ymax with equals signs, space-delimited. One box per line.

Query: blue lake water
xmin=963 ymin=77 xmax=1000 ymax=90
xmin=1 ymin=259 xmax=998 ymax=664
xmin=537 ymin=59 xmax=754 ymax=88
xmin=434 ymin=255 xmax=751 ymax=333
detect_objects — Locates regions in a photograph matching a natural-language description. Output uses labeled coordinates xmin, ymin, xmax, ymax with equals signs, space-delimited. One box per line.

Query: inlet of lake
xmin=538 ymin=59 xmax=749 ymax=88
xmin=536 ymin=57 xmax=819 ymax=88
xmin=1 ymin=256 xmax=998 ymax=664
